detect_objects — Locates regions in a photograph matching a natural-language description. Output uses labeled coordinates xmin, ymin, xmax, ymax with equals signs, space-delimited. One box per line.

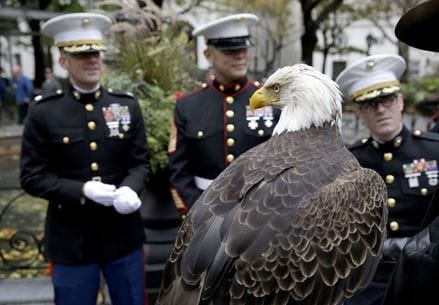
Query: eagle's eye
xmin=272 ymin=84 xmax=281 ymax=94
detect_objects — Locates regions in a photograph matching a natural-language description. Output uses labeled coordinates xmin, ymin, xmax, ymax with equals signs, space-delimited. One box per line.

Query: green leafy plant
xmin=101 ymin=72 xmax=176 ymax=173
xmin=98 ymin=0 xmax=200 ymax=173
xmin=401 ymin=76 xmax=439 ymax=115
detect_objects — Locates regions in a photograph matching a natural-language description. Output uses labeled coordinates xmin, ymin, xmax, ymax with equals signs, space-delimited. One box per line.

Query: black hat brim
xmin=395 ymin=0 xmax=439 ymax=52
xmin=207 ymin=36 xmax=253 ymax=50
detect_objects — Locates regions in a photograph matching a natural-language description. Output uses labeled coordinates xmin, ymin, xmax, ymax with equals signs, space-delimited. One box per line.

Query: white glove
xmin=113 ymin=186 xmax=141 ymax=214
xmin=82 ymin=181 xmax=116 ymax=206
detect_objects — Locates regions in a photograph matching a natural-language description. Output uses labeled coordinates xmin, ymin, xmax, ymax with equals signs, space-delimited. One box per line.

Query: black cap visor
xmin=207 ymin=36 xmax=253 ymax=50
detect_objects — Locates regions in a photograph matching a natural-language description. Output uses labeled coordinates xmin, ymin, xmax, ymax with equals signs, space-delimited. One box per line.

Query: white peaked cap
xmin=192 ymin=13 xmax=259 ymax=50
xmin=335 ymin=54 xmax=406 ymax=103
xmin=41 ymin=12 xmax=112 ymax=53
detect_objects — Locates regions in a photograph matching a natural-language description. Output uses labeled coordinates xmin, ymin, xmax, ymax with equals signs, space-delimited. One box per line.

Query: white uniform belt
xmin=194 ymin=176 xmax=213 ymax=190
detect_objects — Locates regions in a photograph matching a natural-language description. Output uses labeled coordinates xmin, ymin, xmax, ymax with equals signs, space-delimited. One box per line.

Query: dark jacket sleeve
xmin=168 ymin=104 xmax=203 ymax=211
xmin=20 ymin=104 xmax=83 ymax=205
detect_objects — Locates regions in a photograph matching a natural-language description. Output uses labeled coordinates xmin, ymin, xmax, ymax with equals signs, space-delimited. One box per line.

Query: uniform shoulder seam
xmin=413 ymin=130 xmax=439 ymax=141
xmin=34 ymin=92 xmax=64 ymax=104
xmin=177 ymin=84 xmax=208 ymax=101
xmin=348 ymin=138 xmax=369 ymax=150
xmin=248 ymin=79 xmax=262 ymax=88
xmin=106 ymin=89 xmax=136 ymax=99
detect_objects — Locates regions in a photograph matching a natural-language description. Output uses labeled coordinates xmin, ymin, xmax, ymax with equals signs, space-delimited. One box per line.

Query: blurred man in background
xmin=11 ymin=65 xmax=33 ymax=124
xmin=0 ymin=66 xmax=14 ymax=122
xmin=41 ymin=67 xmax=62 ymax=97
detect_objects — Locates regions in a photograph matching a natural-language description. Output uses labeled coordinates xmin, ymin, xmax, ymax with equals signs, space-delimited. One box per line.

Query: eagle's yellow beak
xmin=249 ymin=87 xmax=276 ymax=110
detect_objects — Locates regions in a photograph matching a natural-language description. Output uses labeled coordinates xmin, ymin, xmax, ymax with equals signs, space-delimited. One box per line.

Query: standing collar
xmin=68 ymin=83 xmax=102 ymax=102
xmin=209 ymin=73 xmax=248 ymax=94
xmin=370 ymin=125 xmax=408 ymax=151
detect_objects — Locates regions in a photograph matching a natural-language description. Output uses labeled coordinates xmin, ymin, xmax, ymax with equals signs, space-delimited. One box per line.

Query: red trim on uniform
xmin=49 ymin=260 xmax=54 ymax=276
xmin=167 ymin=117 xmax=178 ymax=154
xmin=178 ymin=206 xmax=188 ymax=215
xmin=248 ymin=79 xmax=261 ymax=88
xmin=170 ymin=187 xmax=189 ymax=214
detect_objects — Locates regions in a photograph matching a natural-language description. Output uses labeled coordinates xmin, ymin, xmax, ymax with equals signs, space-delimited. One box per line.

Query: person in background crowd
xmin=20 ymin=12 xmax=150 ymax=305
xmin=41 ymin=67 xmax=62 ymax=97
xmin=336 ymin=53 xmax=439 ymax=305
xmin=168 ymin=13 xmax=280 ymax=217
xmin=0 ymin=66 xmax=14 ymax=122
xmin=11 ymin=65 xmax=33 ymax=124
xmin=382 ymin=1 xmax=439 ymax=304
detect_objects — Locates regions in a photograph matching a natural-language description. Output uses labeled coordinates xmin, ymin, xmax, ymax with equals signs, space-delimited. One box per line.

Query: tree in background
xmin=0 ymin=0 xmax=86 ymax=86
xmin=300 ymin=0 xmax=344 ymax=65
xmin=220 ymin=0 xmax=294 ymax=74
xmin=341 ymin=0 xmax=419 ymax=79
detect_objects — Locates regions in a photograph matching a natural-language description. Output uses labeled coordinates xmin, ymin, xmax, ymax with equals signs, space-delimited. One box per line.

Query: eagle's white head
xmin=250 ymin=64 xmax=343 ymax=135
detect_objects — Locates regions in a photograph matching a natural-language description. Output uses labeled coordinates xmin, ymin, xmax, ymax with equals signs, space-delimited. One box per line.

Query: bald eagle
xmin=156 ymin=64 xmax=388 ymax=305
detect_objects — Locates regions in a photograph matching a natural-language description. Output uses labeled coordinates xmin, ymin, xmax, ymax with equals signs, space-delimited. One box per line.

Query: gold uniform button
xmin=413 ymin=129 xmax=422 ymax=136
xmin=227 ymin=138 xmax=235 ymax=147
xmin=62 ymin=136 xmax=70 ymax=144
xmin=254 ymin=81 xmax=260 ymax=87
xmin=118 ymin=133 xmax=124 ymax=139
xmin=387 ymin=198 xmax=396 ymax=208
xmin=201 ymin=83 xmax=207 ymax=88
xmin=394 ymin=136 xmax=403 ymax=147
xmin=197 ymin=131 xmax=204 ymax=138
xmin=85 ymin=104 xmax=94 ymax=111
xmin=90 ymin=142 xmax=98 ymax=151
xmin=257 ymin=129 xmax=264 ymax=136
xmin=226 ymin=154 xmax=235 ymax=163
xmin=88 ymin=121 xmax=96 ymax=130
xmin=361 ymin=138 xmax=368 ymax=144
xmin=234 ymin=84 xmax=241 ymax=91
xmin=226 ymin=96 xmax=234 ymax=104
xmin=383 ymin=152 xmax=393 ymax=161
xmin=90 ymin=162 xmax=99 ymax=171
xmin=420 ymin=188 xmax=428 ymax=196
xmin=73 ymin=91 xmax=81 ymax=100
xmin=389 ymin=221 xmax=399 ymax=231
xmin=219 ymin=84 xmax=225 ymax=91
xmin=385 ymin=175 xmax=395 ymax=184
xmin=226 ymin=110 xmax=234 ymax=118
xmin=226 ymin=124 xmax=235 ymax=132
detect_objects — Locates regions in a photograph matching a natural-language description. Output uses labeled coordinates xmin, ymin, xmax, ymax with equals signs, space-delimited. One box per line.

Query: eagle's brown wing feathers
xmin=157 ymin=125 xmax=387 ymax=305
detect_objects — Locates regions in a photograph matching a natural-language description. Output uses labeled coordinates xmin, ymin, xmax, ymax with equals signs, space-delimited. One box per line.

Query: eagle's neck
xmin=273 ymin=103 xmax=342 ymax=135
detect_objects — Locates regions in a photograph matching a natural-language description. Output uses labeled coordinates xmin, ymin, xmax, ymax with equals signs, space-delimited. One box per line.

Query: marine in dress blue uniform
xmin=382 ymin=2 xmax=439 ymax=304
xmin=336 ymin=54 xmax=439 ymax=305
xmin=168 ymin=14 xmax=280 ymax=215
xmin=20 ymin=13 xmax=150 ymax=305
